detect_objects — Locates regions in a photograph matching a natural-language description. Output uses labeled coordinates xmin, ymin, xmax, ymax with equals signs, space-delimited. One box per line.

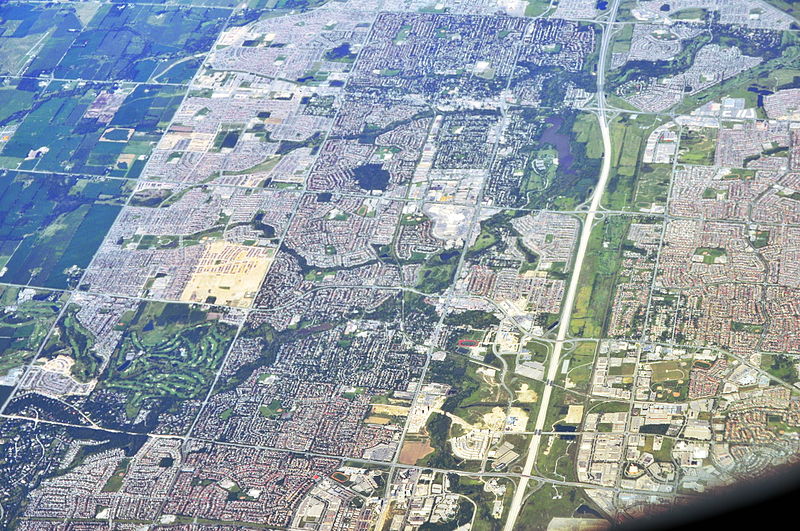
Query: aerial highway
xmin=503 ymin=1 xmax=620 ymax=528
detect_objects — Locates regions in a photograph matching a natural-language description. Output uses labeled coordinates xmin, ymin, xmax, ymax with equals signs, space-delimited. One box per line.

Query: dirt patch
xmin=180 ymin=241 xmax=274 ymax=308
xmin=398 ymin=439 xmax=434 ymax=465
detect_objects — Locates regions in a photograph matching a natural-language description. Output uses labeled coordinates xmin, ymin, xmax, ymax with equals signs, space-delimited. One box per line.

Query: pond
xmin=539 ymin=116 xmax=576 ymax=176
xmin=353 ymin=163 xmax=390 ymax=191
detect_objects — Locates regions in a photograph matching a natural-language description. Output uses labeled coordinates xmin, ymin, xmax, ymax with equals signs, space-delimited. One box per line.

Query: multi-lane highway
xmin=502 ymin=1 xmax=620 ymax=528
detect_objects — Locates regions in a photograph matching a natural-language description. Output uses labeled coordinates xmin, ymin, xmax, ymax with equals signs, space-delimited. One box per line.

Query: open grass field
xmin=603 ymin=115 xmax=668 ymax=211
xmin=517 ymin=483 xmax=603 ymax=529
xmin=1 ymin=81 xmax=185 ymax=177
xmin=678 ymin=127 xmax=718 ymax=166
xmin=0 ymin=170 xmax=131 ymax=288
xmin=650 ymin=360 xmax=690 ymax=383
xmin=54 ymin=4 xmax=228 ymax=83
xmin=570 ymin=216 xmax=631 ymax=338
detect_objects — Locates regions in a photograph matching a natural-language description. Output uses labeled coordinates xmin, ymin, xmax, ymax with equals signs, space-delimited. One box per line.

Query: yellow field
xmin=180 ymin=241 xmax=274 ymax=308
xmin=364 ymin=416 xmax=391 ymax=425
xmin=372 ymin=404 xmax=410 ymax=417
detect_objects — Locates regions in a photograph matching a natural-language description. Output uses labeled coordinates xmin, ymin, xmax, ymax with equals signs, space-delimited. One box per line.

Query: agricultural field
xmin=0 ymin=171 xmax=131 ymax=288
xmin=54 ymin=4 xmax=229 ymax=83
xmin=0 ymin=80 xmax=185 ymax=176
xmin=0 ymin=2 xmax=90 ymax=77
xmin=602 ymin=114 xmax=669 ymax=211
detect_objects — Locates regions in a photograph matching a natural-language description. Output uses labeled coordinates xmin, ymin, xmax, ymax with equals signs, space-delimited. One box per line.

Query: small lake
xmin=538 ymin=116 xmax=575 ymax=175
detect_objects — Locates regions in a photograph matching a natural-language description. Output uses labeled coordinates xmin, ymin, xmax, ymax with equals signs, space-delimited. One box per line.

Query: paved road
xmin=502 ymin=2 xmax=620 ymax=528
